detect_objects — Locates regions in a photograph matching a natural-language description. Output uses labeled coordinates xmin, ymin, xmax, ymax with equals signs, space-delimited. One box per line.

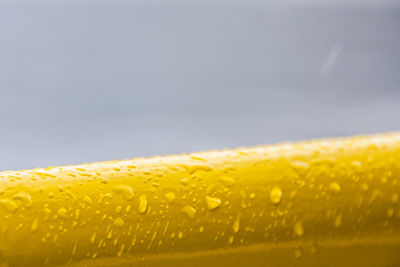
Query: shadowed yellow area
xmin=0 ymin=132 xmax=400 ymax=266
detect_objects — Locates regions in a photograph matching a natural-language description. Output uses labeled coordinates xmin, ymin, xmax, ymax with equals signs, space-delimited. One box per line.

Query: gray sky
xmin=0 ymin=1 xmax=399 ymax=171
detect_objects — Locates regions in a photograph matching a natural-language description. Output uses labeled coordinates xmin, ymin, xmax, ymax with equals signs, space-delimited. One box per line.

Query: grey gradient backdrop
xmin=0 ymin=0 xmax=399 ymax=171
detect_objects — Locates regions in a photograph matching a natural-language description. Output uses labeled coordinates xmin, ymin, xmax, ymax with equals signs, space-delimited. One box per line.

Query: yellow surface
xmin=1 ymin=133 xmax=400 ymax=266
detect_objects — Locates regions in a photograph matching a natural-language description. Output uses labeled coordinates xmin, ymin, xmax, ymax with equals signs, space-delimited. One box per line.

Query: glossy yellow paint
xmin=1 ymin=133 xmax=400 ymax=266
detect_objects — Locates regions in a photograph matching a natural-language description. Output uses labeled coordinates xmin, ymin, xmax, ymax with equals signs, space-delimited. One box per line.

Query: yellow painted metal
xmin=0 ymin=133 xmax=400 ymax=266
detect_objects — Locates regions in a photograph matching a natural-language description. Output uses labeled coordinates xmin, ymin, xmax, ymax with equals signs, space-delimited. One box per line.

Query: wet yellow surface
xmin=0 ymin=133 xmax=400 ymax=266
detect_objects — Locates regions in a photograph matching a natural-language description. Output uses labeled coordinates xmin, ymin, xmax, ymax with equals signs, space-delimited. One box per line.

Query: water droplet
xmin=369 ymin=189 xmax=381 ymax=205
xmin=126 ymin=205 xmax=131 ymax=213
xmin=233 ymin=216 xmax=240 ymax=234
xmin=114 ymin=218 xmax=125 ymax=228
xmin=334 ymin=214 xmax=342 ymax=228
xmin=115 ymin=206 xmax=122 ymax=214
xmin=310 ymin=245 xmax=317 ymax=255
xmin=165 ymin=192 xmax=175 ymax=203
xmin=57 ymin=208 xmax=68 ymax=219
xmin=31 ymin=218 xmax=39 ymax=232
xmin=83 ymin=195 xmax=92 ymax=205
xmin=117 ymin=243 xmax=125 ymax=257
xmin=291 ymin=160 xmax=309 ymax=172
xmin=187 ymin=165 xmax=213 ymax=174
xmin=72 ymin=241 xmax=78 ymax=255
xmin=294 ymin=221 xmax=304 ymax=236
xmin=56 ymin=185 xmax=64 ymax=192
xmin=228 ymin=236 xmax=234 ymax=244
xmin=360 ymin=183 xmax=369 ymax=192
xmin=178 ymin=231 xmax=183 ymax=239
xmin=329 ymin=182 xmax=341 ymax=194
xmin=199 ymin=226 xmax=204 ymax=232
xmin=113 ymin=184 xmax=134 ymax=200
xmin=138 ymin=195 xmax=148 ymax=214
xmin=388 ymin=208 xmax=394 ymax=218
xmin=205 ymin=196 xmax=221 ymax=210
xmin=13 ymin=192 xmax=32 ymax=207
xmin=270 ymin=187 xmax=282 ymax=204
xmin=0 ymin=199 xmax=18 ymax=213
xmin=218 ymin=176 xmax=237 ymax=187
xmin=44 ymin=208 xmax=51 ymax=220
xmin=91 ymin=233 xmax=96 ymax=244
xmin=107 ymin=230 xmax=113 ymax=239
xmin=294 ymin=248 xmax=302 ymax=258
xmin=391 ymin=193 xmax=398 ymax=203
xmin=180 ymin=178 xmax=189 ymax=186
xmin=182 ymin=205 xmax=196 ymax=219
xmin=66 ymin=190 xmax=77 ymax=201
xmin=99 ymin=177 xmax=109 ymax=184
xmin=190 ymin=156 xmax=205 ymax=161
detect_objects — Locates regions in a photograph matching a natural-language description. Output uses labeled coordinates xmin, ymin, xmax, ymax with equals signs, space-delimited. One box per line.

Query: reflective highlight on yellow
xmin=0 ymin=132 xmax=400 ymax=266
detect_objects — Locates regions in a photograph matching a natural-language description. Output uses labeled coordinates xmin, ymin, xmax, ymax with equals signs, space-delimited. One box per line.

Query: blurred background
xmin=0 ymin=0 xmax=399 ymax=171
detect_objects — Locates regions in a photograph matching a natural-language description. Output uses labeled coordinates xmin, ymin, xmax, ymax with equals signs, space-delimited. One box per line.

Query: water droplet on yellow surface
xmin=178 ymin=231 xmax=183 ymax=239
xmin=0 ymin=199 xmax=18 ymax=213
xmin=294 ymin=248 xmax=302 ymax=258
xmin=99 ymin=177 xmax=108 ymax=184
xmin=205 ymin=196 xmax=221 ymax=210
xmin=228 ymin=236 xmax=234 ymax=244
xmin=329 ymin=182 xmax=341 ymax=194
xmin=91 ymin=233 xmax=96 ymax=244
xmin=57 ymin=208 xmax=68 ymax=218
xmin=334 ymin=214 xmax=342 ymax=228
xmin=113 ymin=218 xmax=125 ymax=228
xmin=138 ymin=195 xmax=148 ymax=214
xmin=182 ymin=205 xmax=196 ymax=219
xmin=13 ymin=192 xmax=32 ymax=207
xmin=126 ymin=205 xmax=131 ymax=213
xmin=388 ymin=208 xmax=394 ymax=218
xmin=360 ymin=183 xmax=369 ymax=192
xmin=270 ymin=187 xmax=282 ymax=204
xmin=219 ymin=176 xmax=237 ymax=187
xmin=31 ymin=218 xmax=39 ymax=232
xmin=233 ymin=216 xmax=240 ymax=234
xmin=291 ymin=160 xmax=309 ymax=172
xmin=115 ymin=206 xmax=122 ymax=214
xmin=107 ymin=230 xmax=113 ymax=239
xmin=310 ymin=245 xmax=317 ymax=255
xmin=165 ymin=192 xmax=175 ymax=203
xmin=83 ymin=195 xmax=92 ymax=205
xmin=199 ymin=226 xmax=204 ymax=232
xmin=180 ymin=178 xmax=189 ymax=186
xmin=44 ymin=208 xmax=51 ymax=220
xmin=56 ymin=185 xmax=64 ymax=192
xmin=113 ymin=184 xmax=134 ymax=200
xmin=294 ymin=221 xmax=304 ymax=236
xmin=187 ymin=165 xmax=213 ymax=174
xmin=391 ymin=193 xmax=398 ymax=203
xmin=117 ymin=244 xmax=125 ymax=257
xmin=72 ymin=241 xmax=78 ymax=255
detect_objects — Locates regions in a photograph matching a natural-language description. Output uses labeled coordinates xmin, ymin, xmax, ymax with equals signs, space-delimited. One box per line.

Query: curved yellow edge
xmin=1 ymin=133 xmax=400 ymax=267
